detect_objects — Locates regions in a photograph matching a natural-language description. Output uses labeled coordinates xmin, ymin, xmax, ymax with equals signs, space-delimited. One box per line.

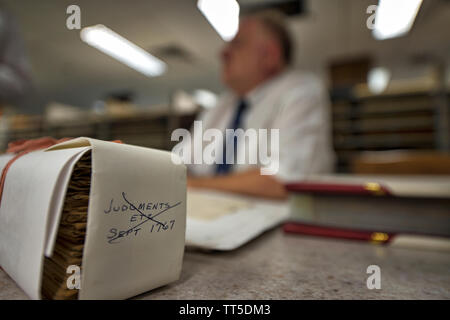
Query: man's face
xmin=221 ymin=19 xmax=270 ymax=95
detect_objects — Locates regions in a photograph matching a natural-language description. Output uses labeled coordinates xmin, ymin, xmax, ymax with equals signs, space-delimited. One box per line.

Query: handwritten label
xmin=106 ymin=192 xmax=181 ymax=244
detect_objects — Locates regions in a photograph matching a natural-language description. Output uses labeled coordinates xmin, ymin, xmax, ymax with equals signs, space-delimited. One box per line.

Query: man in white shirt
xmin=187 ymin=11 xmax=334 ymax=199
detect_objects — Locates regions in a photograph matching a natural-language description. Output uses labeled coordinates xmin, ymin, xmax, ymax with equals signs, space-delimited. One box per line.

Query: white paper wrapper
xmin=0 ymin=137 xmax=186 ymax=299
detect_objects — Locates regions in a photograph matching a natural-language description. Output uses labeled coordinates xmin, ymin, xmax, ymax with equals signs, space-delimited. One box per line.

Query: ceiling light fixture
xmin=373 ymin=0 xmax=423 ymax=40
xmin=193 ymin=89 xmax=218 ymax=108
xmin=197 ymin=0 xmax=240 ymax=41
xmin=367 ymin=67 xmax=391 ymax=94
xmin=80 ymin=24 xmax=166 ymax=77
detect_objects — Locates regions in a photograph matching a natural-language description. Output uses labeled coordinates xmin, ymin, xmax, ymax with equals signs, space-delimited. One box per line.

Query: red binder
xmin=283 ymin=222 xmax=394 ymax=243
xmin=285 ymin=181 xmax=391 ymax=196
xmin=283 ymin=175 xmax=450 ymax=240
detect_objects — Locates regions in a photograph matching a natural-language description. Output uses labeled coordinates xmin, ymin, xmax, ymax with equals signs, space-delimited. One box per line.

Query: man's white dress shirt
xmin=188 ymin=69 xmax=335 ymax=182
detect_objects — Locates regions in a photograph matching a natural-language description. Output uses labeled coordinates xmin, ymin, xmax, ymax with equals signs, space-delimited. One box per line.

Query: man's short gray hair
xmin=246 ymin=10 xmax=294 ymax=66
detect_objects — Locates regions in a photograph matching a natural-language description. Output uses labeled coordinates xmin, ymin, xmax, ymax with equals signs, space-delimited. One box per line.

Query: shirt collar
xmin=241 ymin=69 xmax=289 ymax=108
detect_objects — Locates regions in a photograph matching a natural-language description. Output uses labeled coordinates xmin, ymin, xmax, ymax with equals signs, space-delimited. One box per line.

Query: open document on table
xmin=185 ymin=190 xmax=290 ymax=251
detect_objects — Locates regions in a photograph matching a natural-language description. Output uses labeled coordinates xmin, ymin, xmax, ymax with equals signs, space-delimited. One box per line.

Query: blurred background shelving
xmin=0 ymin=108 xmax=199 ymax=152
xmin=328 ymin=56 xmax=449 ymax=173
xmin=331 ymin=90 xmax=449 ymax=172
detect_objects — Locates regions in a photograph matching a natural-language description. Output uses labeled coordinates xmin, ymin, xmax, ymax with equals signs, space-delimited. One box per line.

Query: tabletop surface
xmin=1 ymin=228 xmax=449 ymax=300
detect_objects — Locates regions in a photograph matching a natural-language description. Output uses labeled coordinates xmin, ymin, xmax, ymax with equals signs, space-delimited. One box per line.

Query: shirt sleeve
xmin=270 ymin=77 xmax=335 ymax=182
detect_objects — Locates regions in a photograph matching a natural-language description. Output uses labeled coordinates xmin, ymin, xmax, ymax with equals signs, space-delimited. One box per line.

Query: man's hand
xmin=187 ymin=169 xmax=288 ymax=200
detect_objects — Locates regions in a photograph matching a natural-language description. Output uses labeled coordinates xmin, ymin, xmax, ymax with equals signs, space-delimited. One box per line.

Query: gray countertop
xmin=1 ymin=228 xmax=449 ymax=299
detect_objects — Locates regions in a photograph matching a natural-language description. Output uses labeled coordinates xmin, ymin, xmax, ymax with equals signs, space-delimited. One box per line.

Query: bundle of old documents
xmin=0 ymin=137 xmax=186 ymax=299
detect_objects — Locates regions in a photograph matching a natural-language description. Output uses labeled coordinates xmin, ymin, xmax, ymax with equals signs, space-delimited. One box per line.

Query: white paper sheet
xmin=186 ymin=190 xmax=289 ymax=250
xmin=45 ymin=147 xmax=92 ymax=257
xmin=0 ymin=147 xmax=91 ymax=299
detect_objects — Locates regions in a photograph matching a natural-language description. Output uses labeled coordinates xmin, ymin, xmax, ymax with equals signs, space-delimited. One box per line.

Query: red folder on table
xmin=283 ymin=175 xmax=450 ymax=246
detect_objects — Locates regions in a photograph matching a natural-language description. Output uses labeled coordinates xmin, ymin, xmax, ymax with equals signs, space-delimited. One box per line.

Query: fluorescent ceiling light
xmin=193 ymin=89 xmax=218 ymax=108
xmin=373 ymin=0 xmax=423 ymax=40
xmin=197 ymin=0 xmax=240 ymax=41
xmin=80 ymin=24 xmax=166 ymax=77
xmin=368 ymin=67 xmax=391 ymax=94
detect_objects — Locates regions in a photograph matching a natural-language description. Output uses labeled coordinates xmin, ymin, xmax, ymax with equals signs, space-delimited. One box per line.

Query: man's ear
xmin=264 ymin=40 xmax=283 ymax=72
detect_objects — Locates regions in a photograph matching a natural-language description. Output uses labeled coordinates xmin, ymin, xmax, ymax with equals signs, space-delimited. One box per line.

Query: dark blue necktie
xmin=216 ymin=99 xmax=248 ymax=175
